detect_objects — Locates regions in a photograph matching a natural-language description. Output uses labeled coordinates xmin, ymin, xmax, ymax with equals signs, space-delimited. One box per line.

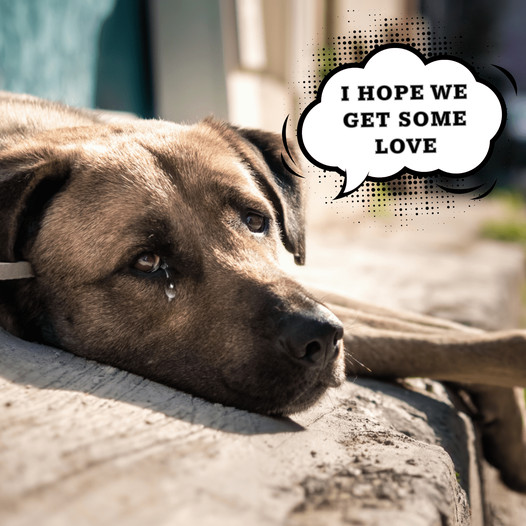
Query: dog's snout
xmin=280 ymin=312 xmax=344 ymax=367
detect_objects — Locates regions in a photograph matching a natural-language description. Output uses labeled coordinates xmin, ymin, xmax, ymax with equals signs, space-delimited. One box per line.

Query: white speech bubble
xmin=297 ymin=44 xmax=505 ymax=198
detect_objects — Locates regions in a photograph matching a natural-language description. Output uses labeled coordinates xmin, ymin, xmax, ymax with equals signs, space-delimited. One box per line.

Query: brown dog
xmin=0 ymin=92 xmax=525 ymax=490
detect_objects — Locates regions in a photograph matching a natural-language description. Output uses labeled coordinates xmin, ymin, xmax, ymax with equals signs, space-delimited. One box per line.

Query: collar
xmin=0 ymin=262 xmax=35 ymax=280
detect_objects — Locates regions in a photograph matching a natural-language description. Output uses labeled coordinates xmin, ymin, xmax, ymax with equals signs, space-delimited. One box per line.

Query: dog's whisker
xmin=345 ymin=351 xmax=373 ymax=373
xmin=325 ymin=389 xmax=338 ymax=411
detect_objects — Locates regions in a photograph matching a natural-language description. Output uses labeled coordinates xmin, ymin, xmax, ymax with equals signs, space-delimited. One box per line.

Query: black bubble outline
xmin=296 ymin=43 xmax=508 ymax=200
xmin=493 ymin=65 xmax=517 ymax=95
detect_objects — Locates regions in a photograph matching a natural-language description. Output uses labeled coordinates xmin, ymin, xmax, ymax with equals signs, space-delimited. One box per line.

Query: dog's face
xmin=0 ymin=118 xmax=345 ymax=415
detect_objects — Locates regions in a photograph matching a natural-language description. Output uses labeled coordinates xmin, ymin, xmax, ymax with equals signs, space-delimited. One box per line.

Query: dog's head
xmin=0 ymin=117 xmax=345 ymax=414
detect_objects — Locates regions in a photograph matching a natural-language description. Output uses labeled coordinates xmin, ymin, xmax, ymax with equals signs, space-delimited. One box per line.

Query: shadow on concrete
xmin=0 ymin=329 xmax=305 ymax=436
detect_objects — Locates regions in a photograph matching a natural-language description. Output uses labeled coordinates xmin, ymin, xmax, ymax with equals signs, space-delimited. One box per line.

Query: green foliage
xmin=317 ymin=46 xmax=338 ymax=80
xmin=369 ymin=181 xmax=392 ymax=217
xmin=489 ymin=188 xmax=526 ymax=212
xmin=480 ymin=190 xmax=526 ymax=244
xmin=480 ymin=220 xmax=526 ymax=243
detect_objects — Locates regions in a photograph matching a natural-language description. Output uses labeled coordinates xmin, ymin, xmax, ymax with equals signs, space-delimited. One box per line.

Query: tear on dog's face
xmin=0 ymin=116 xmax=345 ymax=415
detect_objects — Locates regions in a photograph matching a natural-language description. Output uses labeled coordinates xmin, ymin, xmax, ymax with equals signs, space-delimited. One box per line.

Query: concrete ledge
xmin=1 ymin=331 xmax=476 ymax=526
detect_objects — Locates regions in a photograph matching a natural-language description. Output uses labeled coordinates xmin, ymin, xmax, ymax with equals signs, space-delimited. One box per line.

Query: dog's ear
xmin=235 ymin=127 xmax=306 ymax=265
xmin=0 ymin=150 xmax=71 ymax=261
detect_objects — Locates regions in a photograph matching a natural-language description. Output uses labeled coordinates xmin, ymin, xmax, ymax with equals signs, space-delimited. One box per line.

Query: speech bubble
xmin=297 ymin=44 xmax=506 ymax=198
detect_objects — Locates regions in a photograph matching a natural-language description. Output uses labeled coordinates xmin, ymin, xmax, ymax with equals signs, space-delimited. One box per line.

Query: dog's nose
xmin=280 ymin=312 xmax=344 ymax=366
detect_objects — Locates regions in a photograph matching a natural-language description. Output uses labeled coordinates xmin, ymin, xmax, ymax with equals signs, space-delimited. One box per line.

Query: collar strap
xmin=0 ymin=262 xmax=35 ymax=280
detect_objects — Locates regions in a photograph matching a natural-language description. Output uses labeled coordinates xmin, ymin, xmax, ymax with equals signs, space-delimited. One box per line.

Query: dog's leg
xmin=310 ymin=287 xmax=482 ymax=334
xmin=466 ymin=384 xmax=526 ymax=492
xmin=316 ymin=296 xmax=526 ymax=388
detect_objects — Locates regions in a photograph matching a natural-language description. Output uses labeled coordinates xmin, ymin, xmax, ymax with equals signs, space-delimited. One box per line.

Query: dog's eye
xmin=244 ymin=211 xmax=268 ymax=234
xmin=133 ymin=253 xmax=161 ymax=273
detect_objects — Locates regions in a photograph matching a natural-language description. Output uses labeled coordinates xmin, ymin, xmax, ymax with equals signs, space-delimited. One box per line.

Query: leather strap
xmin=0 ymin=262 xmax=35 ymax=280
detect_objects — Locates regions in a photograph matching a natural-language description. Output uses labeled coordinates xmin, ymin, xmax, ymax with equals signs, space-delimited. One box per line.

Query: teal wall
xmin=0 ymin=0 xmax=224 ymax=119
xmin=95 ymin=0 xmax=153 ymax=118
xmin=0 ymin=0 xmax=115 ymax=108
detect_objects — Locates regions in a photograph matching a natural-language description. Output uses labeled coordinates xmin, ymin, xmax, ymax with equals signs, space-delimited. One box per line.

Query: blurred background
xmin=0 ymin=0 xmax=522 ymax=129
xmin=1 ymin=0 xmax=526 ymax=230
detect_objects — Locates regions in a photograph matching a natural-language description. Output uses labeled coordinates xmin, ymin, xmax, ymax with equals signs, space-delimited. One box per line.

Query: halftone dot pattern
xmin=297 ymin=13 xmax=482 ymax=223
